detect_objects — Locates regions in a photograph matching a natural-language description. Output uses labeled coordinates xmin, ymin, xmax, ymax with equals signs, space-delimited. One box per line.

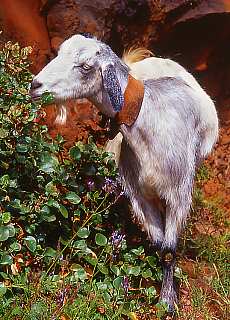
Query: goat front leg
xmin=159 ymin=249 xmax=178 ymax=313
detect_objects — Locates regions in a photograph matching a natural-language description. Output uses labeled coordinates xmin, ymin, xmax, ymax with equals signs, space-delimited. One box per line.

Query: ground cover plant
xmin=0 ymin=40 xmax=164 ymax=319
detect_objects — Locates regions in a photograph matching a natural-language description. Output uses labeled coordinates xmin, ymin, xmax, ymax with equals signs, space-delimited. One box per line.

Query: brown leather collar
xmin=115 ymin=74 xmax=144 ymax=126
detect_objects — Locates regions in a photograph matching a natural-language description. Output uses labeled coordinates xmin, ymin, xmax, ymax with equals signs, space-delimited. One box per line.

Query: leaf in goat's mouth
xmin=41 ymin=92 xmax=55 ymax=105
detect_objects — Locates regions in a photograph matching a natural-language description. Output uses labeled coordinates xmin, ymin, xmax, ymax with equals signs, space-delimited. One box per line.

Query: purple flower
xmin=86 ymin=177 xmax=95 ymax=191
xmin=111 ymin=230 xmax=125 ymax=260
xmin=103 ymin=178 xmax=116 ymax=193
xmin=122 ymin=276 xmax=129 ymax=295
xmin=111 ymin=230 xmax=125 ymax=249
xmin=56 ymin=287 xmax=69 ymax=308
xmin=102 ymin=177 xmax=122 ymax=197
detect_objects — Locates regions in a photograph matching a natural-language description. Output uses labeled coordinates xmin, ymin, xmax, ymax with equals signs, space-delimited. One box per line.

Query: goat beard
xmin=54 ymin=103 xmax=68 ymax=125
xmin=54 ymin=98 xmax=89 ymax=125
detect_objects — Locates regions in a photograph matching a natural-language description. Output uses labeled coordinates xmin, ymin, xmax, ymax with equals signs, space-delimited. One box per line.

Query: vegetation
xmin=0 ymin=41 xmax=164 ymax=319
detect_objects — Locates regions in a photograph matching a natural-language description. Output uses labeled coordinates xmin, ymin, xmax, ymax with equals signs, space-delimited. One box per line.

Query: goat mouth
xmin=30 ymin=93 xmax=42 ymax=102
xmin=30 ymin=88 xmax=43 ymax=100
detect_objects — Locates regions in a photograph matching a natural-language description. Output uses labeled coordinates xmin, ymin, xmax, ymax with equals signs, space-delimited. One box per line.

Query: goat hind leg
xmin=159 ymin=200 xmax=191 ymax=312
xmin=159 ymin=249 xmax=178 ymax=313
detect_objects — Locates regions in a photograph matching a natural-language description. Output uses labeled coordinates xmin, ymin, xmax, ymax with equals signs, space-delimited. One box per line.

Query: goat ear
xmin=101 ymin=64 xmax=124 ymax=112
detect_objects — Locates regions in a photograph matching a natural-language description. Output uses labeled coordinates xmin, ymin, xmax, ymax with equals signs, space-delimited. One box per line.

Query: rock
xmin=0 ymin=0 xmax=51 ymax=73
xmin=221 ymin=134 xmax=230 ymax=145
xmin=160 ymin=0 xmax=230 ymax=24
xmin=46 ymin=0 xmax=119 ymax=42
xmin=50 ymin=36 xmax=64 ymax=53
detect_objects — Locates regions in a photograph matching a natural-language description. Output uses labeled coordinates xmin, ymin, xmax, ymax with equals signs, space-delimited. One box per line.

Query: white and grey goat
xmin=30 ymin=34 xmax=218 ymax=312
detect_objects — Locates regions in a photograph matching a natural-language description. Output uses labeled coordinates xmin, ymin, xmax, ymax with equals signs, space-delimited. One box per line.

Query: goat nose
xmin=31 ymin=79 xmax=42 ymax=90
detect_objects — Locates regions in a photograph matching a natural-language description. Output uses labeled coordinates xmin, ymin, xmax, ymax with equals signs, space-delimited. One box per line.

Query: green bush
xmin=0 ymin=41 xmax=160 ymax=319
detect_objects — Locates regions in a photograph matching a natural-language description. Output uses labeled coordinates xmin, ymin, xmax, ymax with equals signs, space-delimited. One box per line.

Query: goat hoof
xmin=159 ymin=288 xmax=178 ymax=314
xmin=158 ymin=299 xmax=177 ymax=315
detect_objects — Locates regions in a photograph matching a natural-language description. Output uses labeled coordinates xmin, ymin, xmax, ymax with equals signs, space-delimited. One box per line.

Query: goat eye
xmin=81 ymin=64 xmax=92 ymax=71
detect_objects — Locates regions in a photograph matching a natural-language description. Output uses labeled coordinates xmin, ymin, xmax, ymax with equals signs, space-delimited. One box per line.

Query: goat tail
xmin=200 ymin=123 xmax=219 ymax=160
xmin=122 ymin=47 xmax=154 ymax=67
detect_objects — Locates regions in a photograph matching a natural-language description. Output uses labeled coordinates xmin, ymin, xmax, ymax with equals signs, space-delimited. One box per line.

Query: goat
xmin=30 ymin=34 xmax=218 ymax=312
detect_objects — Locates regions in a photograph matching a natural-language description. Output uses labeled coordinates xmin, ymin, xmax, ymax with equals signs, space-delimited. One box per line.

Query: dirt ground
xmin=173 ymin=105 xmax=230 ymax=320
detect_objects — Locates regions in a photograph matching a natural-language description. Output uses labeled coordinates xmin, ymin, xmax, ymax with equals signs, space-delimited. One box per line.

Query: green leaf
xmin=47 ymin=199 xmax=58 ymax=207
xmin=147 ymin=256 xmax=157 ymax=268
xmin=123 ymin=253 xmax=135 ymax=263
xmin=97 ymin=263 xmax=109 ymax=275
xmin=41 ymin=92 xmax=54 ymax=105
xmin=45 ymin=181 xmax=59 ymax=196
xmin=0 ymin=254 xmax=13 ymax=265
xmin=0 ymin=175 xmax=9 ymax=188
xmin=131 ymin=266 xmax=141 ymax=276
xmin=84 ymin=255 xmax=98 ymax=266
xmin=125 ymin=266 xmax=141 ymax=276
xmin=102 ymin=292 xmax=111 ymax=303
xmin=39 ymin=153 xmax=59 ymax=173
xmin=24 ymin=236 xmax=37 ymax=252
xmin=16 ymin=143 xmax=28 ymax=153
xmin=43 ymin=214 xmax=56 ymax=222
xmin=69 ymin=146 xmax=81 ymax=161
xmin=40 ymin=205 xmax=56 ymax=222
xmin=95 ymin=233 xmax=107 ymax=246
xmin=0 ymin=283 xmax=7 ymax=296
xmin=10 ymin=242 xmax=21 ymax=252
xmin=77 ymin=227 xmax=90 ymax=239
xmin=58 ymin=204 xmax=68 ymax=218
xmin=44 ymin=247 xmax=57 ymax=258
xmin=146 ymin=286 xmax=157 ymax=298
xmin=97 ymin=282 xmax=108 ymax=291
xmin=0 ymin=272 xmax=9 ymax=280
xmin=7 ymin=224 xmax=15 ymax=237
xmin=142 ymin=268 xmax=152 ymax=278
xmin=0 ymin=128 xmax=8 ymax=139
xmin=91 ymin=213 xmax=102 ymax=224
xmin=131 ymin=246 xmax=144 ymax=256
xmin=71 ymin=264 xmax=87 ymax=281
xmin=47 ymin=199 xmax=68 ymax=218
xmin=110 ymin=265 xmax=120 ymax=276
xmin=113 ymin=276 xmax=123 ymax=289
xmin=73 ymin=240 xmax=87 ymax=251
xmin=0 ymin=226 xmax=9 ymax=242
xmin=2 ymin=212 xmax=11 ymax=224
xmin=65 ymin=191 xmax=81 ymax=204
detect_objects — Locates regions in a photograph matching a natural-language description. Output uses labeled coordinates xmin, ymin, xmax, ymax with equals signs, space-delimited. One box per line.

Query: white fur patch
xmin=54 ymin=104 xmax=68 ymax=125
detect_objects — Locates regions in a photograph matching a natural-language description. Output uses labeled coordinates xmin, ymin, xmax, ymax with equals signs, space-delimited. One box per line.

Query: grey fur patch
xmin=119 ymin=76 xmax=204 ymax=251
